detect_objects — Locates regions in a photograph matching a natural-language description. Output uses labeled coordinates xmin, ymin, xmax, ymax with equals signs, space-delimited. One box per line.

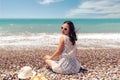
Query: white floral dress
xmin=57 ymin=35 xmax=80 ymax=74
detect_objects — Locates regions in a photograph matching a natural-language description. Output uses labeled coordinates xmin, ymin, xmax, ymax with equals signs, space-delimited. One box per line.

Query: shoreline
xmin=0 ymin=48 xmax=120 ymax=80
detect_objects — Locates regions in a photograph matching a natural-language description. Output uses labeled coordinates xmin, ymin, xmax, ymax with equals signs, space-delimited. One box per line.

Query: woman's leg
xmin=45 ymin=59 xmax=62 ymax=73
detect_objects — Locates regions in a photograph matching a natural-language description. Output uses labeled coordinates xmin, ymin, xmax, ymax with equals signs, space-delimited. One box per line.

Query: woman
xmin=43 ymin=21 xmax=80 ymax=74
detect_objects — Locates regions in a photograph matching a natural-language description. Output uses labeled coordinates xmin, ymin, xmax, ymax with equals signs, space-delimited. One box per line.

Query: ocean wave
xmin=0 ymin=33 xmax=120 ymax=50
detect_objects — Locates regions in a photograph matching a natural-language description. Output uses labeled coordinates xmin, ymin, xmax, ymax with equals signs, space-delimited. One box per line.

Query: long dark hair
xmin=63 ymin=21 xmax=77 ymax=45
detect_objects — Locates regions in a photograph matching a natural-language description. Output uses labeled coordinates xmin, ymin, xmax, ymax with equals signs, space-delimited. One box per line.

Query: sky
xmin=0 ymin=0 xmax=120 ymax=18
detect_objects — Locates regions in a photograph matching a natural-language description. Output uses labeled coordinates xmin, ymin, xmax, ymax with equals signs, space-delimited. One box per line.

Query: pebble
xmin=0 ymin=48 xmax=120 ymax=80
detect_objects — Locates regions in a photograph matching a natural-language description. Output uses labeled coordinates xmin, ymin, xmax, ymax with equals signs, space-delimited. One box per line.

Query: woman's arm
xmin=44 ymin=35 xmax=64 ymax=60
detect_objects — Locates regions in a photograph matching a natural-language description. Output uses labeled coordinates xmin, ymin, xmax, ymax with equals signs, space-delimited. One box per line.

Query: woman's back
xmin=62 ymin=35 xmax=77 ymax=57
xmin=58 ymin=35 xmax=80 ymax=74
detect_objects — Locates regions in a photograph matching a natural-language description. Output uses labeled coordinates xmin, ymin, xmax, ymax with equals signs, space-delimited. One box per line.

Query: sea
xmin=0 ymin=18 xmax=120 ymax=50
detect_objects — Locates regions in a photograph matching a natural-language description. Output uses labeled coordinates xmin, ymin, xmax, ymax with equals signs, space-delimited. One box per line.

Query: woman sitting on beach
xmin=43 ymin=21 xmax=80 ymax=74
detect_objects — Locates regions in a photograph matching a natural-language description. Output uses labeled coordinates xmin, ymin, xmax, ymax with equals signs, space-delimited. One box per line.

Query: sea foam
xmin=0 ymin=33 xmax=120 ymax=50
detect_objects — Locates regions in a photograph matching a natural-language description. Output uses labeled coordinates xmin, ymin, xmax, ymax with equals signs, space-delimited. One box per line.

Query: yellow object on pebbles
xmin=31 ymin=74 xmax=48 ymax=80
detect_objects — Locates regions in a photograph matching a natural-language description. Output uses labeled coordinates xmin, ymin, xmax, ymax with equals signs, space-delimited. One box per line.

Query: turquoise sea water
xmin=0 ymin=18 xmax=120 ymax=49
xmin=0 ymin=18 xmax=120 ymax=34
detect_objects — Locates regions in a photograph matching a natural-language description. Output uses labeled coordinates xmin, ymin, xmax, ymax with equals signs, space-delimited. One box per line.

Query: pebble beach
xmin=0 ymin=48 xmax=120 ymax=80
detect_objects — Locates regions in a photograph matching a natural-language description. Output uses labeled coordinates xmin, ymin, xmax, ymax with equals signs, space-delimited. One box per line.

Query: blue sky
xmin=0 ymin=0 xmax=120 ymax=18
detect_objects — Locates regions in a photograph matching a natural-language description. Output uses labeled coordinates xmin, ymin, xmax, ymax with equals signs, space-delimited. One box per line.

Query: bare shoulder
xmin=59 ymin=35 xmax=65 ymax=42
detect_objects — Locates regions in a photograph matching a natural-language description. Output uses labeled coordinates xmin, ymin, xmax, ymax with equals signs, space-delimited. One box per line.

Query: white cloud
xmin=38 ymin=0 xmax=63 ymax=5
xmin=66 ymin=0 xmax=120 ymax=18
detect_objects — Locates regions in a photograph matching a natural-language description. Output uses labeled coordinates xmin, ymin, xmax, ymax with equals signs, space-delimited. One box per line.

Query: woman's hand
xmin=43 ymin=55 xmax=51 ymax=60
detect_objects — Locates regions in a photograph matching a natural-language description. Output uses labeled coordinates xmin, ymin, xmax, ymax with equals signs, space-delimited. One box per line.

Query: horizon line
xmin=0 ymin=18 xmax=120 ymax=19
